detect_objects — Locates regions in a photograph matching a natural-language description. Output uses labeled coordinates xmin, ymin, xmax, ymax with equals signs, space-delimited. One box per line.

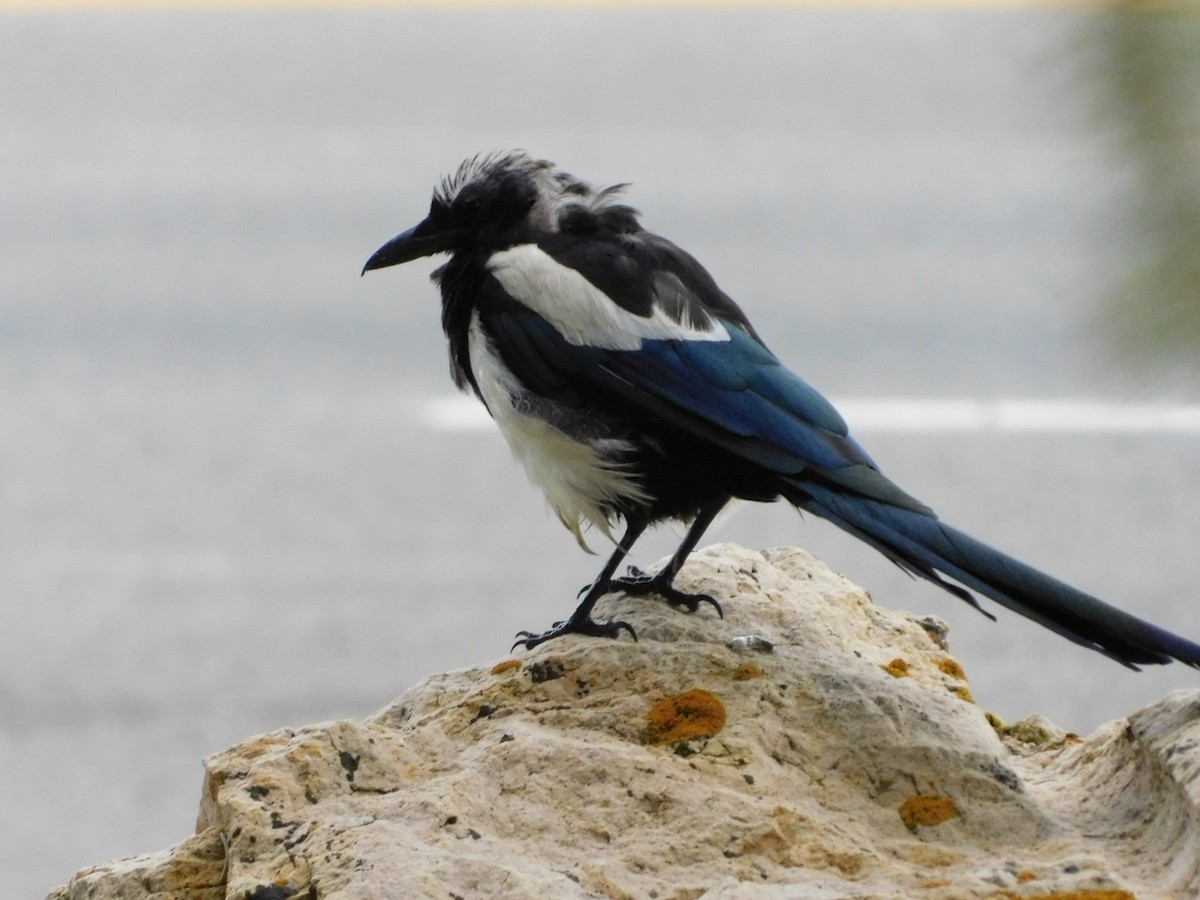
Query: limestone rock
xmin=48 ymin=544 xmax=1200 ymax=899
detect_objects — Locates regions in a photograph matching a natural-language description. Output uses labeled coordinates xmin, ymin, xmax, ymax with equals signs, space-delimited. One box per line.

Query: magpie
xmin=364 ymin=150 xmax=1200 ymax=668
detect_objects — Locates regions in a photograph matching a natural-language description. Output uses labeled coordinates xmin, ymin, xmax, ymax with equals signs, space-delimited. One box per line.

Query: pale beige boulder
xmin=49 ymin=544 xmax=1200 ymax=899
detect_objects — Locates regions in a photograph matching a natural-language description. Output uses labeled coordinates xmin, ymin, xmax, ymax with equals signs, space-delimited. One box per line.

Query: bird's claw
xmin=513 ymin=617 xmax=638 ymax=652
xmin=610 ymin=572 xmax=724 ymax=618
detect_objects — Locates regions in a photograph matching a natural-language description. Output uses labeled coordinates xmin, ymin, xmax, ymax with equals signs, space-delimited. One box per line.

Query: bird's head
xmin=363 ymin=151 xmax=635 ymax=274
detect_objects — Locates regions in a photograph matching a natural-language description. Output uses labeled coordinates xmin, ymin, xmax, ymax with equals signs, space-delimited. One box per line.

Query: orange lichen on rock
xmin=1020 ymin=892 xmax=1135 ymax=900
xmin=489 ymin=659 xmax=521 ymax=675
xmin=898 ymin=795 xmax=957 ymax=831
xmin=733 ymin=662 xmax=765 ymax=681
xmin=645 ymin=689 xmax=727 ymax=744
xmin=936 ymin=657 xmax=966 ymax=680
xmin=881 ymin=658 xmax=910 ymax=678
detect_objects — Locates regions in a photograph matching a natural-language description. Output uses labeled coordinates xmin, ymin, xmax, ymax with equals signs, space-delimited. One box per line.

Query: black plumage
xmin=364 ymin=151 xmax=1200 ymax=668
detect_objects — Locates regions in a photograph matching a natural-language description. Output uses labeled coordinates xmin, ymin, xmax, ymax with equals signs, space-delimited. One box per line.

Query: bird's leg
xmin=611 ymin=500 xmax=725 ymax=617
xmin=513 ymin=515 xmax=649 ymax=651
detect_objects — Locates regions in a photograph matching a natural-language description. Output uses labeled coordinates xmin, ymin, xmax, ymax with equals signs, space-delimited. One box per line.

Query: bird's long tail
xmin=787 ymin=480 xmax=1200 ymax=669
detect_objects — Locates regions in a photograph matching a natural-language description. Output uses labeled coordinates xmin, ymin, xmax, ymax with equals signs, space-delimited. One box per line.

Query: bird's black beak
xmin=362 ymin=216 xmax=457 ymax=275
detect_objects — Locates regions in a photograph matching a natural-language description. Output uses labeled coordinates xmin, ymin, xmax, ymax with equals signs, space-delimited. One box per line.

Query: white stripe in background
xmin=425 ymin=396 xmax=1200 ymax=435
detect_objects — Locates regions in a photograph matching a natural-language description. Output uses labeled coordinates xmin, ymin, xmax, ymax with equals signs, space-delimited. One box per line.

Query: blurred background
xmin=4 ymin=2 xmax=1200 ymax=896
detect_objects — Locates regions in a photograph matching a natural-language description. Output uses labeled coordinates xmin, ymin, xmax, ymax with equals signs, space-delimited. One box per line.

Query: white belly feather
xmin=467 ymin=312 xmax=651 ymax=550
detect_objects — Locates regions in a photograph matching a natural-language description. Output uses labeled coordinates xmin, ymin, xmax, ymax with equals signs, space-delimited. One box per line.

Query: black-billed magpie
xmin=364 ymin=150 xmax=1200 ymax=668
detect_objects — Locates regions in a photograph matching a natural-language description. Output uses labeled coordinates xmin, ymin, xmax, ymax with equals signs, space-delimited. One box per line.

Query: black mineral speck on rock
xmin=338 ymin=750 xmax=360 ymax=782
xmin=471 ymin=704 xmax=498 ymax=722
xmin=528 ymin=660 xmax=565 ymax=683
xmin=244 ymin=885 xmax=297 ymax=900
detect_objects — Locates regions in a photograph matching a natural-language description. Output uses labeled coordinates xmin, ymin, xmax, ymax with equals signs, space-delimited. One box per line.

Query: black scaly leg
xmin=513 ymin=515 xmax=650 ymax=651
xmin=610 ymin=499 xmax=726 ymax=617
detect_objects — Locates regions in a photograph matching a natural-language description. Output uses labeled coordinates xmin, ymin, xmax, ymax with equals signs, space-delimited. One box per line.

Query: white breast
xmin=467 ymin=312 xmax=651 ymax=550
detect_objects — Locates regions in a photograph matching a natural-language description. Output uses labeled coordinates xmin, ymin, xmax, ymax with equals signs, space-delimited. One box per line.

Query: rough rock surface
xmin=49 ymin=544 xmax=1200 ymax=900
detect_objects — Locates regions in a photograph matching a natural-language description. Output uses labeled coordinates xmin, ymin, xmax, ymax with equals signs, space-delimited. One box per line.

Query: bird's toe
xmin=661 ymin=586 xmax=724 ymax=618
xmin=512 ymin=616 xmax=637 ymax=651
xmin=610 ymin=573 xmax=723 ymax=618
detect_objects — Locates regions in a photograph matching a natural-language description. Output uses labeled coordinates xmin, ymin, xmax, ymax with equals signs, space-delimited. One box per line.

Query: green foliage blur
xmin=1091 ymin=5 xmax=1200 ymax=377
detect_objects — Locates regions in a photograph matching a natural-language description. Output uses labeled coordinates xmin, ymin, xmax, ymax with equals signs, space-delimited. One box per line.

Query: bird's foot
xmin=610 ymin=566 xmax=724 ymax=618
xmin=513 ymin=615 xmax=637 ymax=652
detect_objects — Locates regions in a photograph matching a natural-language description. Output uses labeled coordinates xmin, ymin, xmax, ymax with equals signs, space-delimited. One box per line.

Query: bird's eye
xmin=456 ymin=186 xmax=486 ymax=217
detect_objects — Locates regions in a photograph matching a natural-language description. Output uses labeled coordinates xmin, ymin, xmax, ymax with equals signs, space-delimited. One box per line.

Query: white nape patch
xmin=487 ymin=244 xmax=730 ymax=350
xmin=467 ymin=312 xmax=651 ymax=550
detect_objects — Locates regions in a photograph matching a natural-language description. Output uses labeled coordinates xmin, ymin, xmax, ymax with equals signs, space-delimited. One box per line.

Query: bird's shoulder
xmin=478 ymin=210 xmax=761 ymax=344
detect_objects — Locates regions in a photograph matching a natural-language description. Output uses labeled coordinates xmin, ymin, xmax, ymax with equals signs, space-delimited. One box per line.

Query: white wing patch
xmin=487 ymin=244 xmax=730 ymax=350
xmin=467 ymin=312 xmax=651 ymax=550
